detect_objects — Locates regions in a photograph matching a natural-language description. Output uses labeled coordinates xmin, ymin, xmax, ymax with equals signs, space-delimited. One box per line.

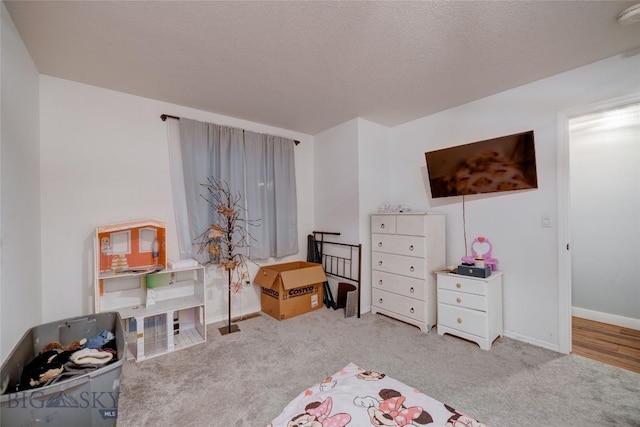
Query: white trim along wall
xmin=572 ymin=307 xmax=640 ymax=331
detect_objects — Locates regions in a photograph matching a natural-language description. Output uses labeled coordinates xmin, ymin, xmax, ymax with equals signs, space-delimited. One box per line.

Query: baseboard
xmin=206 ymin=304 xmax=262 ymax=325
xmin=502 ymin=330 xmax=561 ymax=353
xmin=572 ymin=307 xmax=640 ymax=330
xmin=207 ymin=304 xmax=373 ymax=325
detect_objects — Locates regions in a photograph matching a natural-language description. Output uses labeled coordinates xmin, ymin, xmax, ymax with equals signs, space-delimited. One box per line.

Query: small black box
xmin=456 ymin=265 xmax=492 ymax=278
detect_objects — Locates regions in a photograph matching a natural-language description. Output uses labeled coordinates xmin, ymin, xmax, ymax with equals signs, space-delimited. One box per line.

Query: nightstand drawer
xmin=371 ymin=215 xmax=396 ymax=234
xmin=437 ymin=274 xmax=487 ymax=296
xmin=438 ymin=288 xmax=486 ymax=311
xmin=373 ymin=288 xmax=425 ymax=321
xmin=372 ymin=252 xmax=425 ymax=279
xmin=438 ymin=304 xmax=487 ymax=337
xmin=372 ymin=270 xmax=425 ymax=300
xmin=372 ymin=233 xmax=425 ymax=257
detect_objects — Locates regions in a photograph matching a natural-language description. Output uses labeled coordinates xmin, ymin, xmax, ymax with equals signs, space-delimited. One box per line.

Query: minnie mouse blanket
xmin=267 ymin=362 xmax=488 ymax=427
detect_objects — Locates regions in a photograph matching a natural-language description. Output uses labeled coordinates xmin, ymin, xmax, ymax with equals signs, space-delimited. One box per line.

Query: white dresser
xmin=371 ymin=213 xmax=446 ymax=332
xmin=436 ymin=271 xmax=503 ymax=350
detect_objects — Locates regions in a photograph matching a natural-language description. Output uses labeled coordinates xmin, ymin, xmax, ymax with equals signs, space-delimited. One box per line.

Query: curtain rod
xmin=160 ymin=114 xmax=300 ymax=145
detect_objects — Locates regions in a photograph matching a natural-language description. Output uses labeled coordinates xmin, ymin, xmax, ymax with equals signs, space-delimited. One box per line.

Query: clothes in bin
xmin=1 ymin=312 xmax=126 ymax=427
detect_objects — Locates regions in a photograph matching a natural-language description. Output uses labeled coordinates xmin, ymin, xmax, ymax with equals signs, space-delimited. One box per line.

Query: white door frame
xmin=556 ymin=92 xmax=640 ymax=354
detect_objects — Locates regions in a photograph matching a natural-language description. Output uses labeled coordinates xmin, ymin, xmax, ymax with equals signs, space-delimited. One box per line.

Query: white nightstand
xmin=436 ymin=271 xmax=503 ymax=350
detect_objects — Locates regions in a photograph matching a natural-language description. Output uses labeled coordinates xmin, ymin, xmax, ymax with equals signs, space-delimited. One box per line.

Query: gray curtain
xmin=244 ymin=131 xmax=298 ymax=258
xmin=178 ymin=118 xmax=297 ymax=261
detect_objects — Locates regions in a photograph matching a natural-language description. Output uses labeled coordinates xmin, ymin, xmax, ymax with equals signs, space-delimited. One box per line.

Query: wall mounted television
xmin=425 ymin=130 xmax=538 ymax=198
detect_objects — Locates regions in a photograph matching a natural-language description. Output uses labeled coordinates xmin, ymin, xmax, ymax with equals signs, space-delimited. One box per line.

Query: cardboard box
xmin=253 ymin=261 xmax=326 ymax=320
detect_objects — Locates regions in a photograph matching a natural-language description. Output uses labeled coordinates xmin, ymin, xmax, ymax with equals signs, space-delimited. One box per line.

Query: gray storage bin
xmin=1 ymin=312 xmax=126 ymax=426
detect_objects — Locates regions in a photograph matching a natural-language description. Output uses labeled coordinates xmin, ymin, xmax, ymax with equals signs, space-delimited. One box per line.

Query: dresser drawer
xmin=438 ymin=288 xmax=486 ymax=311
xmin=372 ymin=233 xmax=425 ymax=257
xmin=373 ymin=288 xmax=425 ymax=322
xmin=396 ymin=215 xmax=426 ymax=236
xmin=438 ymin=304 xmax=487 ymax=338
xmin=371 ymin=215 xmax=396 ymax=234
xmin=372 ymin=270 xmax=425 ymax=300
xmin=437 ymin=274 xmax=487 ymax=296
xmin=372 ymin=252 xmax=425 ymax=279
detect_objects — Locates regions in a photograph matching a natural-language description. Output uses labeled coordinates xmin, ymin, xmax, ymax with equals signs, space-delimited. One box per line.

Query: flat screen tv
xmin=425 ymin=130 xmax=538 ymax=198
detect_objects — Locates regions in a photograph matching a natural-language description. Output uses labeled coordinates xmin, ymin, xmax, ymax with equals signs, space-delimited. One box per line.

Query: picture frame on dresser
xmin=370 ymin=212 xmax=446 ymax=333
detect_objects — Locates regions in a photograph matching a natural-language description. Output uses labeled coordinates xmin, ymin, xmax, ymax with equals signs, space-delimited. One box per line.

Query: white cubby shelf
xmin=94 ymin=219 xmax=206 ymax=361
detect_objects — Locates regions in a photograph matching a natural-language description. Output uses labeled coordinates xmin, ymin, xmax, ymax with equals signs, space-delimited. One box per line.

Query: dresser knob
xmin=456 ymin=283 xmax=462 ymax=289
xmin=379 ymin=298 xmax=383 ymax=304
xmin=378 ymin=242 xmax=382 ymax=247
xmin=378 ymin=261 xmax=383 ymax=266
xmin=409 ymin=266 xmax=415 ymax=272
xmin=456 ymin=297 xmax=461 ymax=303
xmin=410 ymin=307 xmax=415 ymax=313
xmin=409 ymin=245 xmax=414 ymax=251
xmin=410 ymin=287 xmax=414 ymax=293
xmin=381 ymin=223 xmax=385 ymax=229
xmin=378 ymin=280 xmax=383 ymax=285
xmin=457 ymin=318 xmax=462 ymax=324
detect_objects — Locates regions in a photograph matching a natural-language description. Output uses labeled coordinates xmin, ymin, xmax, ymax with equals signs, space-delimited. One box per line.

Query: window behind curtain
xmin=168 ymin=118 xmax=298 ymax=262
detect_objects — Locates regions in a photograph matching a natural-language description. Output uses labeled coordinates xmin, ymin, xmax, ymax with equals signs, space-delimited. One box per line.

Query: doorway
xmin=558 ymin=97 xmax=640 ymax=368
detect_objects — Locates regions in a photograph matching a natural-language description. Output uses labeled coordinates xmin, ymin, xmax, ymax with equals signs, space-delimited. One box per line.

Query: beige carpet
xmin=117 ymin=308 xmax=640 ymax=426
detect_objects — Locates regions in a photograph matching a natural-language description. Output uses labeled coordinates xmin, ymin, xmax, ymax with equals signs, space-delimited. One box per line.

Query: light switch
xmin=541 ymin=215 xmax=552 ymax=228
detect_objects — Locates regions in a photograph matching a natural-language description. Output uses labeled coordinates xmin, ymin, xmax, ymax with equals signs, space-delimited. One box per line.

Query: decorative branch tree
xmin=194 ymin=178 xmax=259 ymax=335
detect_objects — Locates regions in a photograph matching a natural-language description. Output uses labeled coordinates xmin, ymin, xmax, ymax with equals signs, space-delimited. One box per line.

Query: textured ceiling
xmin=5 ymin=1 xmax=640 ymax=135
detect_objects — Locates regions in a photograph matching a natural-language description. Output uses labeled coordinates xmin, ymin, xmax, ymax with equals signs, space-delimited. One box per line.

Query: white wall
xmin=39 ymin=75 xmax=314 ymax=324
xmin=314 ymin=119 xmax=360 ymax=243
xmin=314 ymin=119 xmax=360 ymax=300
xmin=0 ymin=3 xmax=42 ymax=361
xmin=314 ymin=118 xmax=392 ymax=314
xmin=387 ymin=52 xmax=640 ymax=350
xmin=357 ymin=119 xmax=391 ymax=314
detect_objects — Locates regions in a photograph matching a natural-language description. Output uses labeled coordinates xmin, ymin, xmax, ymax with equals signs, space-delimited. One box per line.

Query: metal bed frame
xmin=312 ymin=231 xmax=362 ymax=318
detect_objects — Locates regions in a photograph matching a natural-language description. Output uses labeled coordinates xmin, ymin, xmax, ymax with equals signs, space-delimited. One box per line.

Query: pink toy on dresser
xmin=461 ymin=236 xmax=499 ymax=271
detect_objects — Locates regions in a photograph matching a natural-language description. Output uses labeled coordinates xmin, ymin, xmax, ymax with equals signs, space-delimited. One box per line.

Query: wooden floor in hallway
xmin=572 ymin=316 xmax=640 ymax=374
